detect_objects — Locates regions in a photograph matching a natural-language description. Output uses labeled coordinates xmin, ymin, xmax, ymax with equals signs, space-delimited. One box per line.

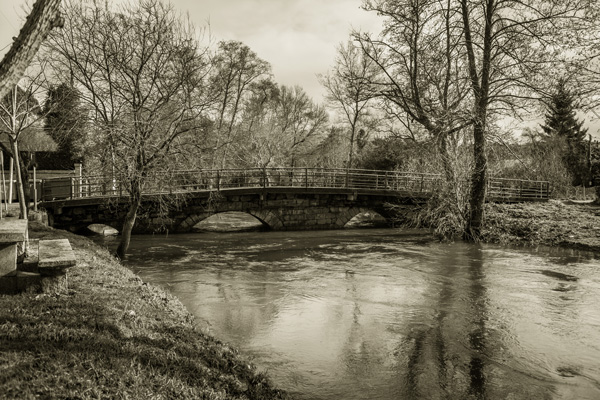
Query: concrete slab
xmin=0 ymin=243 xmax=17 ymax=275
xmin=0 ymin=219 xmax=28 ymax=243
xmin=38 ymin=239 xmax=76 ymax=274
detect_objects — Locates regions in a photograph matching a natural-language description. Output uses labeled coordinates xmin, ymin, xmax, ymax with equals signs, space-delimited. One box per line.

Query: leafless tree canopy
xmin=46 ymin=0 xmax=213 ymax=257
xmin=355 ymin=0 xmax=600 ymax=238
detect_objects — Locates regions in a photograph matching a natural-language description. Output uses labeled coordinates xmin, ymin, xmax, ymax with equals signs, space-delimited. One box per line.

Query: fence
xmin=39 ymin=168 xmax=550 ymax=203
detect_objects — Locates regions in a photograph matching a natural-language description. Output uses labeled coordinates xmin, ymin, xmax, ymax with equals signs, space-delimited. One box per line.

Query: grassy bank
xmin=0 ymin=222 xmax=289 ymax=400
xmin=482 ymin=200 xmax=600 ymax=251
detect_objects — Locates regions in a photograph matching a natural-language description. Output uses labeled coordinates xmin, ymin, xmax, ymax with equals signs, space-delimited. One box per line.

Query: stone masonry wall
xmin=45 ymin=191 xmax=413 ymax=233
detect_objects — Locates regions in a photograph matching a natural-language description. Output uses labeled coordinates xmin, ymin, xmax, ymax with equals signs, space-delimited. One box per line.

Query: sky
xmin=1 ymin=0 xmax=599 ymax=137
xmin=0 ymin=0 xmax=382 ymax=103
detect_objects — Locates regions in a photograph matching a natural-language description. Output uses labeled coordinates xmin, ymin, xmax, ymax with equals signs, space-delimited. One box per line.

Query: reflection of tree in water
xmin=398 ymin=245 xmax=489 ymax=399
xmin=340 ymin=272 xmax=382 ymax=379
xmin=467 ymin=245 xmax=487 ymax=399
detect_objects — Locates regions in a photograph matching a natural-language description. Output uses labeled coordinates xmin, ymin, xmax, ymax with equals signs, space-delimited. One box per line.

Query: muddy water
xmin=97 ymin=228 xmax=600 ymax=399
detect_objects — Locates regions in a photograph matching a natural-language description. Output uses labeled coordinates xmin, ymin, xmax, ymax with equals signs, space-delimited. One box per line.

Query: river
xmin=96 ymin=223 xmax=600 ymax=399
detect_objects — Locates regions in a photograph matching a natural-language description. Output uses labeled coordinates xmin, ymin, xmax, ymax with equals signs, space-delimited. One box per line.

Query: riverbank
xmin=0 ymin=221 xmax=289 ymax=399
xmin=482 ymin=199 xmax=600 ymax=252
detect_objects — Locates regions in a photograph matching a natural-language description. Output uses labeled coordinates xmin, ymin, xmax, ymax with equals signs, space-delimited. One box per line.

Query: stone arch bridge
xmin=38 ymin=168 xmax=549 ymax=234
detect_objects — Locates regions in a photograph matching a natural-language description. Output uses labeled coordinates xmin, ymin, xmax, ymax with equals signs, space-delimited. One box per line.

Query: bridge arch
xmin=334 ymin=207 xmax=392 ymax=228
xmin=176 ymin=210 xmax=280 ymax=232
xmin=343 ymin=208 xmax=389 ymax=228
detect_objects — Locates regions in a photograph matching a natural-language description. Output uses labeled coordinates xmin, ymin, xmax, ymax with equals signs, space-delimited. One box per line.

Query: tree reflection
xmin=398 ymin=244 xmax=489 ymax=399
xmin=467 ymin=245 xmax=487 ymax=399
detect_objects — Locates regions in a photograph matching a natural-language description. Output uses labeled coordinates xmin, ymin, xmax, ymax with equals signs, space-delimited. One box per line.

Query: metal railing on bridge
xmin=39 ymin=167 xmax=550 ymax=203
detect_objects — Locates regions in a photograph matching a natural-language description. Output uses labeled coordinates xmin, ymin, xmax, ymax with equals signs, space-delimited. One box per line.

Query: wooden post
xmin=8 ymin=157 xmax=13 ymax=204
xmin=74 ymin=162 xmax=82 ymax=198
xmin=345 ymin=169 xmax=349 ymax=188
xmin=519 ymin=180 xmax=523 ymax=200
xmin=305 ymin=168 xmax=308 ymax=188
xmin=33 ymin=163 xmax=37 ymax=211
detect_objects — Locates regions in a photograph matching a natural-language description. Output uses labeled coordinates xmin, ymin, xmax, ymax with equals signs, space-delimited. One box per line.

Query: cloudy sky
xmin=0 ymin=0 xmax=381 ymax=102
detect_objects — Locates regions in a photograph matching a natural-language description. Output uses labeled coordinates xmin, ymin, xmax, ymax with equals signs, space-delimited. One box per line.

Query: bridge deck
xmin=39 ymin=167 xmax=550 ymax=204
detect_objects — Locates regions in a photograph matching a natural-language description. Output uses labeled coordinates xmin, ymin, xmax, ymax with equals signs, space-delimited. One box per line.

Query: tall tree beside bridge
xmin=46 ymin=0 xmax=213 ymax=258
xmin=356 ymin=0 xmax=475 ymax=237
xmin=358 ymin=0 xmax=600 ymax=240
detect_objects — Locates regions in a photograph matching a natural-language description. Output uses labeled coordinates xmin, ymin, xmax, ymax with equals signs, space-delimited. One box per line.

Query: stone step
xmin=0 ymin=219 xmax=28 ymax=275
xmin=38 ymin=239 xmax=76 ymax=275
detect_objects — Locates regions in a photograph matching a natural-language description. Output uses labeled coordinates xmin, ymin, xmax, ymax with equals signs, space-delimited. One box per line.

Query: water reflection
xmin=398 ymin=245 xmax=490 ymax=399
xmin=467 ymin=246 xmax=487 ymax=399
xmin=97 ymin=229 xmax=600 ymax=400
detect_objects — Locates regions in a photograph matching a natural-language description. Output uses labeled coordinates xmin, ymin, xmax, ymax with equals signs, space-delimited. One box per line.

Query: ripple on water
xmin=112 ymin=230 xmax=600 ymax=400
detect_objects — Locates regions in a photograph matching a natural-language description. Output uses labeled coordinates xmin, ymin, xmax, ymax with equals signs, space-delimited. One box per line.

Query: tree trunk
xmin=437 ymin=133 xmax=456 ymax=185
xmin=18 ymin=154 xmax=31 ymax=207
xmin=8 ymin=156 xmax=13 ymax=205
xmin=10 ymin=139 xmax=27 ymax=219
xmin=0 ymin=0 xmax=63 ymax=100
xmin=466 ymin=120 xmax=487 ymax=240
xmin=347 ymin=125 xmax=357 ymax=170
xmin=116 ymin=195 xmax=141 ymax=260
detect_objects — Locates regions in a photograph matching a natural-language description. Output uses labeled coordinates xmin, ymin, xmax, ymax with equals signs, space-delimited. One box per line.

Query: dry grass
xmin=0 ymin=222 xmax=290 ymax=400
xmin=482 ymin=200 xmax=600 ymax=251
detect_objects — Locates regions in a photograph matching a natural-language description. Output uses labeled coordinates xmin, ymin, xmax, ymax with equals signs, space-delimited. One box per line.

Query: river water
xmin=96 ymin=225 xmax=600 ymax=399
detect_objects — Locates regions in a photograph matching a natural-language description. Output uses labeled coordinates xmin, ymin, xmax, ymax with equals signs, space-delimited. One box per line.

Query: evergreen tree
xmin=44 ymin=83 xmax=86 ymax=169
xmin=541 ymin=79 xmax=589 ymax=186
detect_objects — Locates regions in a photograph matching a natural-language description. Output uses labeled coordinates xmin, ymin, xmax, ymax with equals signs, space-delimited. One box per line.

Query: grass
xmin=0 ymin=222 xmax=290 ymax=400
xmin=482 ymin=199 xmax=600 ymax=251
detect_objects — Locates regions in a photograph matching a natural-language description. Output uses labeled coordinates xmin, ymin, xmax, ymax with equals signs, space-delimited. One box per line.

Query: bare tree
xmin=231 ymin=83 xmax=328 ymax=169
xmin=359 ymin=0 xmax=599 ymax=239
xmin=46 ymin=0 xmax=213 ymax=258
xmin=320 ymin=41 xmax=378 ymax=169
xmin=457 ymin=0 xmax=598 ymax=238
xmin=209 ymin=41 xmax=271 ymax=169
xmin=356 ymin=0 xmax=474 ymax=237
xmin=276 ymin=85 xmax=329 ymax=168
xmin=0 ymin=63 xmax=53 ymax=219
xmin=357 ymin=0 xmax=473 ymax=185
xmin=235 ymin=78 xmax=282 ymax=168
